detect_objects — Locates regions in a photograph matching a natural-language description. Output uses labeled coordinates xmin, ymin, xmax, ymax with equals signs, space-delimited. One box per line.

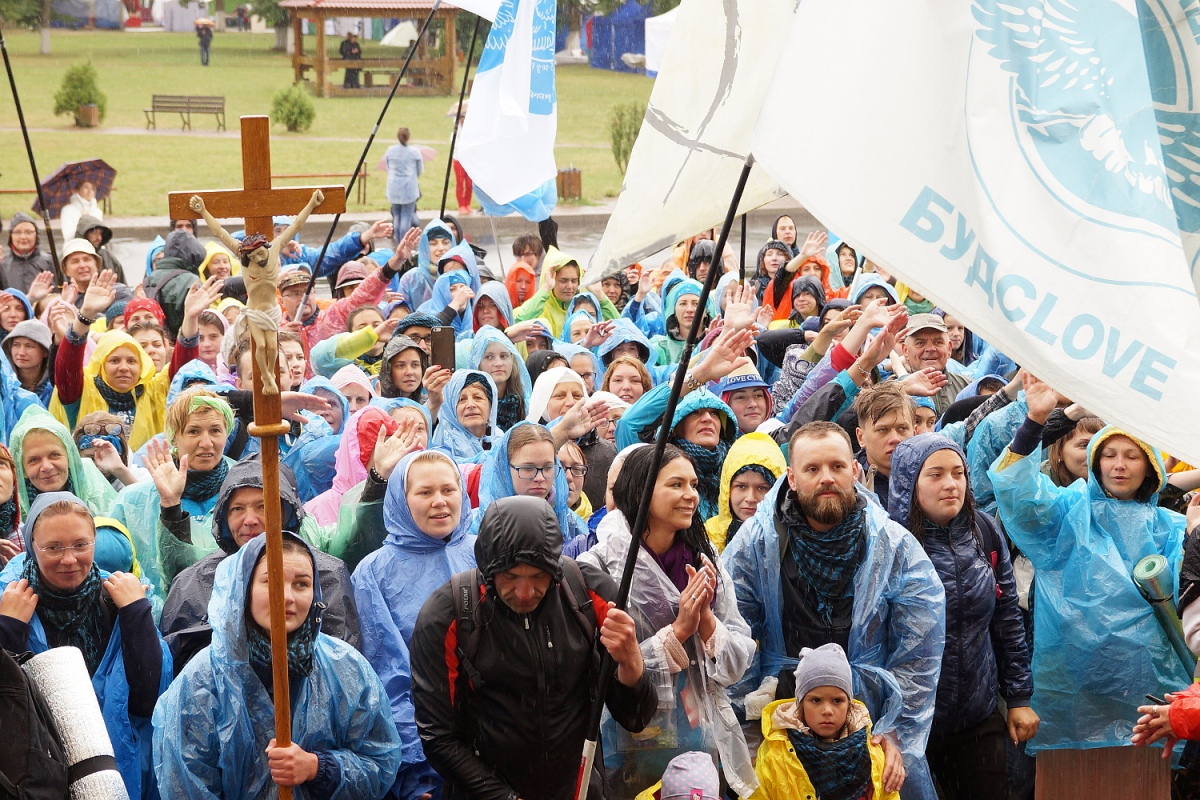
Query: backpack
xmin=0 ymin=649 xmax=69 ymax=800
xmin=447 ymin=558 xmax=604 ymax=701
xmin=974 ymin=509 xmax=1006 ymax=599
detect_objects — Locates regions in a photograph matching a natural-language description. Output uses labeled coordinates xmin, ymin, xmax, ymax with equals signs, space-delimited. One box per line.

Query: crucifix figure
xmin=189 ymin=189 xmax=324 ymax=395
xmin=168 ymin=115 xmax=344 ymax=800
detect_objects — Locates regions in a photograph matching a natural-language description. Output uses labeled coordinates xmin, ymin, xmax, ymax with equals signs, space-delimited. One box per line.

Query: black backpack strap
xmin=559 ymin=557 xmax=599 ymax=640
xmin=974 ymin=510 xmax=1004 ymax=596
xmin=449 ymin=569 xmax=485 ymax=700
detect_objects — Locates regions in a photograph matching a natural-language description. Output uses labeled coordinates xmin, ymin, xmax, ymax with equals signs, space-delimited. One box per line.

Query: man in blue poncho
xmin=724 ymin=421 xmax=946 ymax=800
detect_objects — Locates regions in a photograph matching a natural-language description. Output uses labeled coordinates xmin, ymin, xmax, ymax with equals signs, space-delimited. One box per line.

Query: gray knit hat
xmin=794 ymin=643 xmax=853 ymax=700
xmin=5 ymin=319 xmax=52 ymax=351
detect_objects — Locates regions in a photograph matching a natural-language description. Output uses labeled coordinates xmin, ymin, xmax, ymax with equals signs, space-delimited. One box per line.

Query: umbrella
xmin=195 ymin=17 xmax=215 ymax=26
xmin=33 ymin=159 xmax=116 ymax=216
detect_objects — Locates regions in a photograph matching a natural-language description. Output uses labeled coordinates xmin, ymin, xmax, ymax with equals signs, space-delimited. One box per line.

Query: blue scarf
xmin=245 ymin=602 xmax=323 ymax=692
xmin=785 ymin=494 xmax=866 ymax=628
xmin=0 ymin=497 xmax=15 ymax=536
xmin=786 ymin=726 xmax=873 ymax=800
xmin=181 ymin=458 xmax=229 ymax=504
xmin=22 ymin=557 xmax=106 ymax=674
xmin=672 ymin=438 xmax=730 ymax=520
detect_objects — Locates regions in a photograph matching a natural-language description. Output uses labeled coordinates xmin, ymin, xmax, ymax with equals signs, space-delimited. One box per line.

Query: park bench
xmin=144 ymin=95 xmax=227 ymax=132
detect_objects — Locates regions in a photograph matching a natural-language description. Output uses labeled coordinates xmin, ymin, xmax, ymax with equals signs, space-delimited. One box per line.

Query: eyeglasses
xmin=563 ymin=464 xmax=589 ymax=478
xmin=512 ymin=464 xmax=560 ymax=480
xmin=81 ymin=422 xmax=124 ymax=436
xmin=407 ymin=333 xmax=432 ymax=345
xmin=34 ymin=542 xmax=95 ymax=559
xmin=575 ymin=372 xmax=596 ymax=383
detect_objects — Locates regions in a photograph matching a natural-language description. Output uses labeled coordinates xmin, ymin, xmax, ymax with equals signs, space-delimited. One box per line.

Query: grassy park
xmin=0 ymin=28 xmax=654 ymax=217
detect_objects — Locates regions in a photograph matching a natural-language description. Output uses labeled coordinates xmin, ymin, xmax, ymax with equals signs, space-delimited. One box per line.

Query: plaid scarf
xmin=22 ymin=558 xmax=107 ymax=674
xmin=0 ymin=497 xmax=16 ymax=536
xmin=673 ymin=438 xmax=730 ymax=520
xmin=93 ymin=375 xmax=142 ymax=430
xmin=787 ymin=726 xmax=873 ymax=800
xmin=25 ymin=475 xmax=75 ymax=506
xmin=784 ymin=493 xmax=866 ymax=628
xmin=246 ymin=602 xmax=322 ymax=692
xmin=181 ymin=458 xmax=229 ymax=504
xmin=496 ymin=393 xmax=525 ymax=432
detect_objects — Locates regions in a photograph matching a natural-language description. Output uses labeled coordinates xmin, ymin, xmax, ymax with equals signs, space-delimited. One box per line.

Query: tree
xmin=248 ymin=0 xmax=289 ymax=50
xmin=0 ymin=0 xmax=52 ymax=54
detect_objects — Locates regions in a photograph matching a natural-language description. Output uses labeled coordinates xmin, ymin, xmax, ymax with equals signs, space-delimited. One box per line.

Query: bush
xmin=53 ymin=62 xmax=107 ymax=125
xmin=609 ymin=101 xmax=645 ymax=176
xmin=271 ymin=85 xmax=316 ymax=133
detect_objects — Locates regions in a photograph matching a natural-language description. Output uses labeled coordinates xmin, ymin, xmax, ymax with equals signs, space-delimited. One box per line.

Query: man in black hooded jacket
xmin=158 ymin=459 xmax=360 ymax=675
xmin=411 ymin=496 xmax=657 ymax=800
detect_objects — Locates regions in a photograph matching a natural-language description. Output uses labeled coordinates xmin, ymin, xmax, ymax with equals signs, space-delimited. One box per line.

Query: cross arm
xmin=167 ymin=186 xmax=346 ymax=221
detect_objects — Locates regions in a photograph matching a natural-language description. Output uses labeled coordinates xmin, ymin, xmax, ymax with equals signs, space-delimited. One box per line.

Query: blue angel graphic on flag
xmin=974 ymin=0 xmax=1200 ymax=289
xmin=455 ymin=0 xmax=559 ymax=221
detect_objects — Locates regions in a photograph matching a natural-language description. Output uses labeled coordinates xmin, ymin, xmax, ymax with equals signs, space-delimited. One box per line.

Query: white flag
xmin=751 ymin=0 xmax=1200 ymax=465
xmin=455 ymin=0 xmax=557 ymax=217
xmin=449 ymin=0 xmax=502 ymax=23
xmin=582 ymin=0 xmax=793 ymax=284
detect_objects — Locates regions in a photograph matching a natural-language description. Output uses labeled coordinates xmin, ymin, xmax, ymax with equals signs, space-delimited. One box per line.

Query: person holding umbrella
xmin=196 ymin=19 xmax=214 ymax=66
xmin=59 ymin=179 xmax=102 ymax=241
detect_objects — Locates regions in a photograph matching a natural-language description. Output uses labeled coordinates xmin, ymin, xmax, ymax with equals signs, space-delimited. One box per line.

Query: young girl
xmin=755 ymin=643 xmax=900 ymax=800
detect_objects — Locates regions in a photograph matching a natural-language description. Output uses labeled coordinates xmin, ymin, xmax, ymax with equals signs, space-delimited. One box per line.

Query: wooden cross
xmin=168 ymin=116 xmax=345 ymax=799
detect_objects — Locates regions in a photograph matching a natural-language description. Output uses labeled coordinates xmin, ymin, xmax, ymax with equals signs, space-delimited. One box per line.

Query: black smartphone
xmin=430 ymin=326 xmax=456 ymax=372
xmin=1146 ymin=694 xmax=1167 ymax=705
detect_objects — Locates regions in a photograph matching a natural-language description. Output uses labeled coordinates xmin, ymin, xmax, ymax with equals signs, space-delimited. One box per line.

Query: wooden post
xmin=315 ymin=10 xmax=327 ymax=97
xmin=291 ymin=12 xmax=303 ymax=83
xmin=443 ymin=9 xmax=456 ymax=95
xmin=167 ymin=117 xmax=344 ymax=800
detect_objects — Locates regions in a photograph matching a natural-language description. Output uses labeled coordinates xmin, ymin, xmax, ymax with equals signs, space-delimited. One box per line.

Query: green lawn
xmin=0 ymin=28 xmax=653 ymax=216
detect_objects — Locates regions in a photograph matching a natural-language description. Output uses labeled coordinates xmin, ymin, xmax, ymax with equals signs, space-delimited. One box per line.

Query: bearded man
xmin=722 ymin=421 xmax=946 ymax=800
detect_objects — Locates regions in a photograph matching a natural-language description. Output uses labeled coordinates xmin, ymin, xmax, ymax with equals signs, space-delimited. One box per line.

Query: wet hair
xmin=507 ymin=423 xmax=555 ymax=460
xmin=853 ymin=382 xmax=915 ymax=428
xmin=904 ymin=448 xmax=976 ymax=546
xmin=613 ymin=445 xmax=717 ymax=574
xmin=1046 ymin=416 xmax=1104 ymax=487
xmin=601 ymin=356 xmax=651 ymax=393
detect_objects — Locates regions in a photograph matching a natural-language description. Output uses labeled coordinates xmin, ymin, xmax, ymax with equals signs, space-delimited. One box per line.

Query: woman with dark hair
xmin=888 ymin=434 xmax=1036 ymax=800
xmin=1043 ymin=414 xmax=1104 ymax=488
xmin=377 ymin=334 xmax=428 ymax=400
xmin=579 ymin=445 xmax=758 ymax=799
xmin=525 ymin=348 xmax=569 ymax=387
xmin=772 ymin=215 xmax=798 ymax=256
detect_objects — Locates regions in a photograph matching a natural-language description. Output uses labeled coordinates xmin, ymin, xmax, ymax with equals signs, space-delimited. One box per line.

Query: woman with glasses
xmin=474 ymin=422 xmax=589 ymax=542
xmin=74 ymin=411 xmax=148 ymax=491
xmin=351 ymin=449 xmax=476 ymax=800
xmin=0 ymin=492 xmax=171 ymax=799
xmin=559 ymin=441 xmax=591 ymax=520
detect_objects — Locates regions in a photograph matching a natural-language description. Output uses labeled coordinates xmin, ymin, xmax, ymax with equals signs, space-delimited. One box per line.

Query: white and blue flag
xmin=751 ymin=0 xmax=1200 ymax=465
xmin=455 ymin=0 xmax=558 ymax=221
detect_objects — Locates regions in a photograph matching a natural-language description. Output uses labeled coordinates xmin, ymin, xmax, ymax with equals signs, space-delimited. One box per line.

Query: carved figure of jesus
xmin=188 ymin=190 xmax=324 ymax=394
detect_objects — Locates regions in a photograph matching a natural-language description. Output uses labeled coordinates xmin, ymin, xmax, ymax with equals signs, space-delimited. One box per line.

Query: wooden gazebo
xmin=279 ymin=0 xmax=459 ymax=98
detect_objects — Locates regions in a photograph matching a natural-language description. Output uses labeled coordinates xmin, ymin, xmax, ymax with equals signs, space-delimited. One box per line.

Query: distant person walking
xmin=385 ymin=127 xmax=423 ymax=236
xmin=196 ymin=23 xmax=213 ymax=66
xmin=341 ymin=31 xmax=363 ymax=89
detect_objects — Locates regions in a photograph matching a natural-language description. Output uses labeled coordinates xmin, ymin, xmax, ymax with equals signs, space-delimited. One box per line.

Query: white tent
xmin=643 ymin=5 xmax=678 ymax=77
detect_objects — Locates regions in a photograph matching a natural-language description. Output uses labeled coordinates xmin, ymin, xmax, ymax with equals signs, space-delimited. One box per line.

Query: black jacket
xmin=411 ymin=497 xmax=657 ymax=800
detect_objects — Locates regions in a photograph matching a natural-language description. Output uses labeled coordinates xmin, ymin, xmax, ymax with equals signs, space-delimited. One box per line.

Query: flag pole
xmin=301 ymin=0 xmax=443 ymax=303
xmin=0 ymin=24 xmax=62 ymax=281
xmin=573 ymin=156 xmax=754 ymax=800
xmin=739 ymin=213 xmax=747 ymax=282
xmin=440 ymin=16 xmax=482 ymax=219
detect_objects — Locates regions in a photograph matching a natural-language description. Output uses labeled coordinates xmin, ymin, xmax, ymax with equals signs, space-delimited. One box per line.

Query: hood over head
xmin=474 ymin=280 xmax=514 ymax=330
xmin=887 ymin=433 xmax=971 ymax=527
xmin=76 ymin=214 xmax=112 ymax=247
xmin=849 ymin=273 xmax=900 ymax=305
xmin=475 ymin=495 xmax=564 ymax=584
xmin=7 ymin=212 xmax=41 ymax=252
xmin=378 ymin=334 xmax=427 ymax=399
xmin=164 ymin=230 xmax=207 ymax=269
xmin=383 ymin=449 xmax=474 ymax=550
xmin=597 ymin=317 xmax=654 ymax=365
xmin=10 ymin=407 xmax=90 ymax=515
xmin=198 ymin=240 xmax=240 ymax=280
xmin=1086 ymin=425 xmax=1167 ymax=504
xmin=1 ymin=289 xmax=35 ymax=324
xmin=4 ymin=318 xmax=51 ymax=352
xmin=212 ymin=458 xmax=303 ymax=553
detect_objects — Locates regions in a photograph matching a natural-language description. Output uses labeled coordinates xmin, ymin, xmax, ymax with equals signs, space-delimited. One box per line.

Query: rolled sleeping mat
xmin=1134 ymin=554 xmax=1198 ymax=677
xmin=22 ymin=647 xmax=129 ymax=800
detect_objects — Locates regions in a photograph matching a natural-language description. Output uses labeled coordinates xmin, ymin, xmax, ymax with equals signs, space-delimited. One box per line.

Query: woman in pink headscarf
xmin=304 ymin=406 xmax=397 ymax=526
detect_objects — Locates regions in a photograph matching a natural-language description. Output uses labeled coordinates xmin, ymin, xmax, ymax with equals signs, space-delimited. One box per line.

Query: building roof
xmin=280 ymin=0 xmax=458 ymax=9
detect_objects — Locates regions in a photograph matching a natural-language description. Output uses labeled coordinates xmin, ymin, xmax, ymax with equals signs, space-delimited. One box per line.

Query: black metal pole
xmin=573 ymin=157 xmax=755 ymax=800
xmin=739 ymin=212 xmax=747 ymax=282
xmin=0 ymin=24 xmax=62 ymax=282
xmin=301 ymin=0 xmax=444 ymax=302
xmin=440 ymin=16 xmax=481 ymax=219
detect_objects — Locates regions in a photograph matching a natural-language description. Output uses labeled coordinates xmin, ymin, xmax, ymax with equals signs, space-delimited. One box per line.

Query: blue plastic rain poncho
xmin=561 ymin=309 xmax=597 ymax=344
xmin=1 ymin=364 xmax=43 ymax=450
xmin=848 ymin=274 xmax=900 ymax=305
xmin=370 ymin=396 xmax=433 ymax=430
xmin=429 ymin=369 xmax=499 ymax=464
xmin=352 ymin=450 xmax=476 ymax=795
xmin=418 ymin=243 xmax=482 ymax=338
xmin=565 ymin=290 xmax=604 ymax=324
xmin=988 ymin=426 xmax=1190 ymax=751
xmin=282 ymin=376 xmax=349 ymax=502
xmin=8 ymin=405 xmax=117 ymax=517
xmin=472 ymin=280 xmax=515 ymax=331
xmin=468 ymin=326 xmax=532 ymax=431
xmin=553 ymin=340 xmax=605 ymax=393
xmin=0 ymin=492 xmax=173 ymax=799
xmin=825 ymin=234 xmax=864 ymax=292
xmin=722 ymin=481 xmax=946 ymax=800
xmin=153 ymin=533 xmax=400 ymax=799
xmin=144 ymin=234 xmax=165 ymax=278
xmin=473 ymin=421 xmax=589 ymax=541
xmin=396 ymin=219 xmax=456 ymax=309
xmin=966 ymin=395 xmax=1027 ymax=515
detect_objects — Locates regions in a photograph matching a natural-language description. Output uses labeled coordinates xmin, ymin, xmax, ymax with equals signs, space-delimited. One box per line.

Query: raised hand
xmin=26 ymin=271 xmax=55 ymax=305
xmin=797 ymin=230 xmax=828 ymax=261
xmin=635 ymin=268 xmax=654 ymax=302
xmin=448 ymin=283 xmax=475 ymax=312
xmin=723 ymin=282 xmax=757 ymax=332
xmin=1022 ymin=372 xmax=1060 ymax=424
xmin=692 ymin=325 xmax=755 ymax=385
xmin=554 ymin=396 xmax=610 ymax=444
xmin=59 ymin=281 xmax=79 ymax=309
xmin=392 ymin=227 xmax=422 ymax=266
xmin=145 ymin=437 xmax=187 ymax=507
xmin=372 ymin=317 xmax=401 ymax=341
xmin=579 ymin=320 xmax=615 ymax=349
xmin=755 ymin=302 xmax=774 ymax=328
xmin=89 ymin=438 xmax=125 ymax=475
xmin=185 ymin=276 xmax=224 ymax=320
xmin=281 ymin=391 xmax=331 ymax=423
xmin=46 ymin=302 xmax=75 ymax=342
xmin=899 ymin=366 xmax=949 ymax=397
xmin=362 ymin=219 xmax=393 ymax=245
xmin=79 ymin=269 xmax=118 ymax=321
xmin=371 ymin=418 xmax=422 ymax=481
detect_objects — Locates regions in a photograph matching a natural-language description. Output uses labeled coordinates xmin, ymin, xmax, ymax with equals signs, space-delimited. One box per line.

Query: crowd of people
xmin=0 ymin=203 xmax=1198 ymax=800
